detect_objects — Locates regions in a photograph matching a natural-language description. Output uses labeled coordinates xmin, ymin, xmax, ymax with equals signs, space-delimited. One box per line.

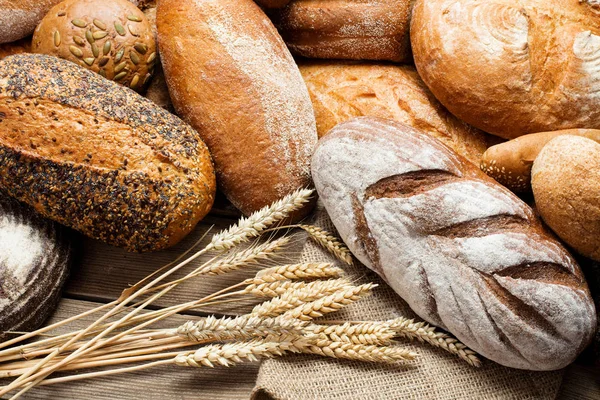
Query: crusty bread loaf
xmin=411 ymin=0 xmax=600 ymax=139
xmin=0 ymin=0 xmax=63 ymax=43
xmin=0 ymin=194 xmax=71 ymax=340
xmin=157 ymin=0 xmax=317 ymax=217
xmin=32 ymin=0 xmax=157 ymax=92
xmin=312 ymin=117 xmax=596 ymax=370
xmin=274 ymin=0 xmax=413 ymax=62
xmin=0 ymin=54 xmax=216 ymax=252
xmin=299 ymin=62 xmax=491 ymax=165
xmin=482 ymin=129 xmax=600 ymax=192
xmin=532 ymin=135 xmax=600 ymax=261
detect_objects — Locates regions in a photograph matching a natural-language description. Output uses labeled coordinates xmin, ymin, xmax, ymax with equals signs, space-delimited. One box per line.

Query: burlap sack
xmin=252 ymin=202 xmax=564 ymax=400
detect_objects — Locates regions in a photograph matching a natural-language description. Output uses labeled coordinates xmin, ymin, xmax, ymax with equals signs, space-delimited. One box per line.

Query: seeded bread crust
xmin=0 ymin=54 xmax=216 ymax=252
xmin=157 ymin=0 xmax=317 ymax=216
xmin=312 ymin=117 xmax=596 ymax=370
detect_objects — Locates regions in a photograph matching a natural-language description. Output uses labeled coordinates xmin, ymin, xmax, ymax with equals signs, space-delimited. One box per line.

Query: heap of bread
xmin=1 ymin=0 xmax=599 ymax=372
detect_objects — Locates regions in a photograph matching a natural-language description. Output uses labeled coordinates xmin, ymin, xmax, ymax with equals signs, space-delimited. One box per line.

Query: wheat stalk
xmin=303 ymin=339 xmax=417 ymax=363
xmin=305 ymin=322 xmax=395 ymax=346
xmin=250 ymin=263 xmax=345 ymax=284
xmin=299 ymin=224 xmax=353 ymax=265
xmin=386 ymin=317 xmax=480 ymax=367
xmin=208 ymin=188 xmax=313 ymax=251
xmin=251 ymin=279 xmax=353 ymax=317
xmin=283 ymin=283 xmax=376 ymax=321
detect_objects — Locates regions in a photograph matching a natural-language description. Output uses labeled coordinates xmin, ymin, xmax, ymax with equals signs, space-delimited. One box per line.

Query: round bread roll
xmin=411 ymin=0 xmax=600 ymax=139
xmin=0 ymin=195 xmax=72 ymax=341
xmin=0 ymin=0 xmax=63 ymax=44
xmin=482 ymin=129 xmax=600 ymax=192
xmin=532 ymin=135 xmax=600 ymax=261
xmin=32 ymin=0 xmax=156 ymax=92
xmin=300 ymin=62 xmax=492 ymax=165
xmin=274 ymin=0 xmax=413 ymax=62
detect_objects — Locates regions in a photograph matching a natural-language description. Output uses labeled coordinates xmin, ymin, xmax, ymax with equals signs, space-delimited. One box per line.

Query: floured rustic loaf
xmin=312 ymin=117 xmax=596 ymax=370
xmin=157 ymin=0 xmax=317 ymax=217
xmin=0 ymin=54 xmax=216 ymax=252
xmin=299 ymin=62 xmax=491 ymax=165
xmin=0 ymin=194 xmax=71 ymax=340
xmin=273 ymin=0 xmax=412 ymax=62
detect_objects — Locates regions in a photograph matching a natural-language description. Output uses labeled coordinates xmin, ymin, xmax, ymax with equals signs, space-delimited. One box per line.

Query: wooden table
xmin=3 ymin=212 xmax=600 ymax=399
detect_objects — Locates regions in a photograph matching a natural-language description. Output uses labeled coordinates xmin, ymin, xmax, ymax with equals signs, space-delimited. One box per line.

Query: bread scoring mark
xmin=364 ymin=170 xmax=457 ymax=199
xmin=417 ymin=261 xmax=444 ymax=328
xmin=350 ymin=193 xmax=384 ymax=279
xmin=494 ymin=261 xmax=584 ymax=290
xmin=428 ymin=214 xmax=530 ymax=238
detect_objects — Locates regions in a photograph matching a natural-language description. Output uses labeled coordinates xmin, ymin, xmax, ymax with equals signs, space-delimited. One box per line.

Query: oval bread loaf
xmin=0 ymin=0 xmax=63 ymax=44
xmin=532 ymin=135 xmax=600 ymax=262
xmin=0 ymin=194 xmax=71 ymax=340
xmin=411 ymin=0 xmax=600 ymax=139
xmin=157 ymin=0 xmax=317 ymax=216
xmin=312 ymin=117 xmax=596 ymax=370
xmin=274 ymin=0 xmax=413 ymax=62
xmin=0 ymin=54 xmax=216 ymax=252
xmin=481 ymin=129 xmax=600 ymax=192
xmin=299 ymin=62 xmax=491 ymax=165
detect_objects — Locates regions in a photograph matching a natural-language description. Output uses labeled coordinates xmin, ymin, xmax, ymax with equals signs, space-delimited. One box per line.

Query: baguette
xmin=157 ymin=0 xmax=317 ymax=216
xmin=0 ymin=54 xmax=216 ymax=252
xmin=312 ymin=117 xmax=596 ymax=370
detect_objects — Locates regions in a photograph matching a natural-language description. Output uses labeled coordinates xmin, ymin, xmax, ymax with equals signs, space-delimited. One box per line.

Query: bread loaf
xmin=0 ymin=194 xmax=71 ymax=340
xmin=532 ymin=135 xmax=600 ymax=261
xmin=299 ymin=62 xmax=491 ymax=165
xmin=312 ymin=117 xmax=596 ymax=370
xmin=411 ymin=0 xmax=600 ymax=139
xmin=157 ymin=0 xmax=317 ymax=216
xmin=32 ymin=0 xmax=157 ymax=92
xmin=0 ymin=0 xmax=63 ymax=43
xmin=274 ymin=0 xmax=412 ymax=62
xmin=0 ymin=54 xmax=216 ymax=252
xmin=482 ymin=129 xmax=600 ymax=192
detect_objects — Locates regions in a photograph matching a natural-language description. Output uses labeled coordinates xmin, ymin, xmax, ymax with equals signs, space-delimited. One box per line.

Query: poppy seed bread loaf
xmin=0 ymin=54 xmax=216 ymax=252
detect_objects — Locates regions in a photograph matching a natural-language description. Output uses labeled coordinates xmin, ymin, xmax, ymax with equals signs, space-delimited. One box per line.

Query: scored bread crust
xmin=312 ymin=116 xmax=596 ymax=370
xmin=0 ymin=54 xmax=216 ymax=252
xmin=157 ymin=0 xmax=317 ymax=216
xmin=411 ymin=0 xmax=600 ymax=139
xmin=273 ymin=0 xmax=413 ymax=62
xmin=299 ymin=61 xmax=491 ymax=165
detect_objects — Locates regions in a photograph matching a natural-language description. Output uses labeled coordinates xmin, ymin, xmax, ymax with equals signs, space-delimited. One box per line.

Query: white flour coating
xmin=312 ymin=117 xmax=596 ymax=371
xmin=203 ymin=1 xmax=316 ymax=195
xmin=572 ymin=31 xmax=600 ymax=99
xmin=0 ymin=214 xmax=45 ymax=308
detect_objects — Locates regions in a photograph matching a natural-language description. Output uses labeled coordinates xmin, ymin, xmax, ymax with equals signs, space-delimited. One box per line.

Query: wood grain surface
xmin=0 ymin=213 xmax=598 ymax=399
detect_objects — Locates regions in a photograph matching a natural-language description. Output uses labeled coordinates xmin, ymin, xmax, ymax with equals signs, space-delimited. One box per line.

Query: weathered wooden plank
xmin=66 ymin=216 xmax=307 ymax=315
xmin=1 ymin=298 xmax=258 ymax=400
xmin=558 ymin=363 xmax=600 ymax=400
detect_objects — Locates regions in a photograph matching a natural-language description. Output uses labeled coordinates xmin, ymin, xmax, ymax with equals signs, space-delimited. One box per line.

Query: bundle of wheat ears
xmin=0 ymin=189 xmax=480 ymax=398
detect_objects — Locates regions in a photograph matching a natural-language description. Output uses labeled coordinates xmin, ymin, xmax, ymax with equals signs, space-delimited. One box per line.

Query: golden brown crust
xmin=157 ymin=0 xmax=317 ymax=216
xmin=482 ymin=129 xmax=600 ymax=192
xmin=532 ymin=135 xmax=600 ymax=261
xmin=274 ymin=0 xmax=413 ymax=62
xmin=32 ymin=0 xmax=156 ymax=92
xmin=411 ymin=0 xmax=600 ymax=139
xmin=0 ymin=54 xmax=216 ymax=252
xmin=299 ymin=61 xmax=491 ymax=165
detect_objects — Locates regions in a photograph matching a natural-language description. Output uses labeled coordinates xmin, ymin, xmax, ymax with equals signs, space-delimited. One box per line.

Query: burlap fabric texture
xmin=252 ymin=201 xmax=564 ymax=400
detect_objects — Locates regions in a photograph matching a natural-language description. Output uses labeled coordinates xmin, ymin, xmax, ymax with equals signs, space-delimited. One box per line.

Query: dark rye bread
xmin=0 ymin=194 xmax=71 ymax=340
xmin=311 ymin=117 xmax=596 ymax=370
xmin=0 ymin=54 xmax=216 ymax=252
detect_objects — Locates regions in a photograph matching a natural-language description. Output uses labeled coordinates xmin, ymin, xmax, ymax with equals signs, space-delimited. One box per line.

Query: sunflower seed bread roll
xmin=312 ymin=117 xmax=596 ymax=370
xmin=0 ymin=54 xmax=216 ymax=252
xmin=274 ymin=0 xmax=413 ymax=62
xmin=481 ymin=129 xmax=600 ymax=192
xmin=157 ymin=0 xmax=317 ymax=216
xmin=0 ymin=194 xmax=71 ymax=340
xmin=299 ymin=62 xmax=491 ymax=165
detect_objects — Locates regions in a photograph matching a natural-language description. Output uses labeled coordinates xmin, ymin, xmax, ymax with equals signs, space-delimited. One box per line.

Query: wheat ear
xmin=299 ymin=225 xmax=353 ymax=265
xmin=283 ymin=283 xmax=376 ymax=321
xmin=386 ymin=317 xmax=481 ymax=367
xmin=305 ymin=322 xmax=396 ymax=345
xmin=208 ymin=188 xmax=313 ymax=251
xmin=250 ymin=263 xmax=344 ymax=284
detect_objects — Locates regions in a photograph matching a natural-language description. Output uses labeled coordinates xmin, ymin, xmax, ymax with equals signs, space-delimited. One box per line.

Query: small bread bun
xmin=481 ymin=129 xmax=600 ymax=192
xmin=32 ymin=0 xmax=156 ymax=92
xmin=532 ymin=135 xmax=600 ymax=261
